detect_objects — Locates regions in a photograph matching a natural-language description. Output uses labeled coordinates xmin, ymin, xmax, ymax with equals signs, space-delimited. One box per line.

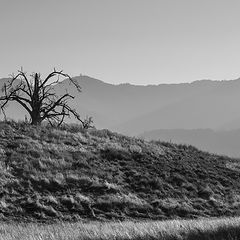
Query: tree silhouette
xmin=0 ymin=69 xmax=88 ymax=126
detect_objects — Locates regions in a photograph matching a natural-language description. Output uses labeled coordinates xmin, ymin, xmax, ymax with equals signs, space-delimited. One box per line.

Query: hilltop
xmin=1 ymin=121 xmax=240 ymax=222
xmin=3 ymin=75 xmax=240 ymax=159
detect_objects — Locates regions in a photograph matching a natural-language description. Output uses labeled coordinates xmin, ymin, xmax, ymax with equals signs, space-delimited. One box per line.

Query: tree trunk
xmin=31 ymin=118 xmax=41 ymax=125
xmin=31 ymin=73 xmax=41 ymax=125
xmin=30 ymin=111 xmax=41 ymax=125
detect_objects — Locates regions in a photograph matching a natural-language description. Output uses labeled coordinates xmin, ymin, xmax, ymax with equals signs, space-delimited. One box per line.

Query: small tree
xmin=0 ymin=69 xmax=88 ymax=127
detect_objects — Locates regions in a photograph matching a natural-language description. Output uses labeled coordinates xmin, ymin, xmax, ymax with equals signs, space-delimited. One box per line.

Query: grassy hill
xmin=140 ymin=128 xmax=240 ymax=158
xmin=1 ymin=121 xmax=240 ymax=222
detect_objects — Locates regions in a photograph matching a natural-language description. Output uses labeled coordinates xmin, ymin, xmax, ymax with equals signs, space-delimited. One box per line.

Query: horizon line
xmin=1 ymin=73 xmax=240 ymax=87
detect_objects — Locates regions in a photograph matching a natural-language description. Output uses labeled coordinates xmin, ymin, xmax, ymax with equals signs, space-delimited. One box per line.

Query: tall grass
xmin=1 ymin=217 xmax=240 ymax=240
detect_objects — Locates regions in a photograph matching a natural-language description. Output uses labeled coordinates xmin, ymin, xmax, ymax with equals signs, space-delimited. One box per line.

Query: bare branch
xmin=0 ymin=69 xmax=89 ymax=127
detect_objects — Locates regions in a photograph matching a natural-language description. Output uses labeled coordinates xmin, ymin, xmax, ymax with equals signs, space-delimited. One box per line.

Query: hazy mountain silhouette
xmin=56 ymin=76 xmax=240 ymax=136
xmin=115 ymin=79 xmax=240 ymax=135
xmin=1 ymin=75 xmax=240 ymax=134
xmin=53 ymin=75 xmax=212 ymax=130
xmin=140 ymin=128 xmax=240 ymax=158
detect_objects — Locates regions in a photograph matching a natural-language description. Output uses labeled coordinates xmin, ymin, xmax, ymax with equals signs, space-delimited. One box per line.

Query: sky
xmin=1 ymin=0 xmax=240 ymax=85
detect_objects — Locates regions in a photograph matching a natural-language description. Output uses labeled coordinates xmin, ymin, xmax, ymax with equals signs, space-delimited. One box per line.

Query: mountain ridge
xmin=2 ymin=74 xmax=240 ymax=87
xmin=1 ymin=75 xmax=240 ymax=135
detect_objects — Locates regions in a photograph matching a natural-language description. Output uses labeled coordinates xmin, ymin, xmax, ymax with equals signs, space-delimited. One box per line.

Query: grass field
xmin=2 ymin=121 xmax=240 ymax=222
xmin=1 ymin=121 xmax=240 ymax=240
xmin=1 ymin=217 xmax=240 ymax=240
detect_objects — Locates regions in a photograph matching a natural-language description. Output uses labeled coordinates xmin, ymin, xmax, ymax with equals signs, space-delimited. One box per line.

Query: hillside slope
xmin=140 ymin=128 xmax=240 ymax=158
xmin=0 ymin=122 xmax=240 ymax=222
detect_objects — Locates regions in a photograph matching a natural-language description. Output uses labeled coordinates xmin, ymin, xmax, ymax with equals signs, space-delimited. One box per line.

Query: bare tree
xmin=0 ymin=69 xmax=89 ymax=127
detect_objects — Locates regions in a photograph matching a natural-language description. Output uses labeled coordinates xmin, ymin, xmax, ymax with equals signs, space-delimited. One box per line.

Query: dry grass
xmin=1 ymin=217 xmax=240 ymax=240
xmin=2 ymin=120 xmax=240 ymax=222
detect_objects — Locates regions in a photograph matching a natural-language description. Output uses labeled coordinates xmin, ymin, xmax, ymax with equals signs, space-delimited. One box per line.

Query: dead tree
xmin=0 ymin=69 xmax=88 ymax=126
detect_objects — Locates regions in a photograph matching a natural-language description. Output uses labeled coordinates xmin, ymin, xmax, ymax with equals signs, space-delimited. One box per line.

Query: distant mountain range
xmin=60 ymin=76 xmax=240 ymax=135
xmin=1 ymin=75 xmax=240 ymax=157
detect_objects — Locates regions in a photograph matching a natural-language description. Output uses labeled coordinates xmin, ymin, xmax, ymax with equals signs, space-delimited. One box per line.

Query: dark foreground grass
xmin=2 ymin=121 xmax=240 ymax=222
xmin=1 ymin=217 xmax=240 ymax=240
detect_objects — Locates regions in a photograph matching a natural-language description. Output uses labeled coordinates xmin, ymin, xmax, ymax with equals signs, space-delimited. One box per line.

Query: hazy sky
xmin=1 ymin=0 xmax=240 ymax=85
